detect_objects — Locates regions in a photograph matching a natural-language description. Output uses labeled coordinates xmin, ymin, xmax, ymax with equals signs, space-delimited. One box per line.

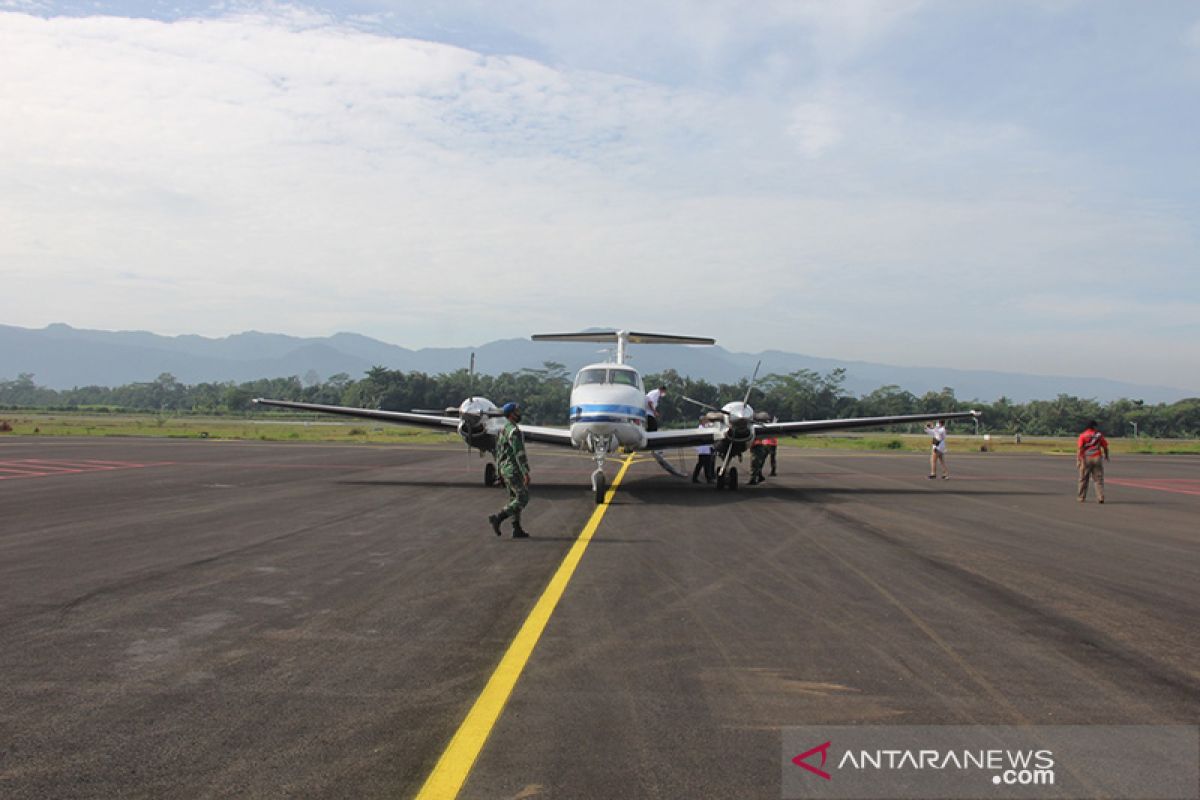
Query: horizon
xmin=7 ymin=320 xmax=1198 ymax=399
xmin=3 ymin=2 xmax=1198 ymax=389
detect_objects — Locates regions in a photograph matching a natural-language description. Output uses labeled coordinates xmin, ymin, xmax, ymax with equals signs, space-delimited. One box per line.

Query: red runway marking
xmin=0 ymin=459 xmax=162 ymax=481
xmin=1107 ymin=478 xmax=1200 ymax=497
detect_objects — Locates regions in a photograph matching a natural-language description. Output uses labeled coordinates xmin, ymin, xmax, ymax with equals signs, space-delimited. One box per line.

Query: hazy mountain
xmin=1 ymin=323 xmax=1193 ymax=403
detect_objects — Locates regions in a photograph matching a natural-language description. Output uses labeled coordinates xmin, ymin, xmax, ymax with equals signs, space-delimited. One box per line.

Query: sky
xmin=2 ymin=0 xmax=1198 ymax=392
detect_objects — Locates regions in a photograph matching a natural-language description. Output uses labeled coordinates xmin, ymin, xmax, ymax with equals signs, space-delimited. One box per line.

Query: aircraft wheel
xmin=727 ymin=467 xmax=739 ymax=491
xmin=715 ymin=473 xmax=725 ymax=490
xmin=593 ymin=472 xmax=607 ymax=505
xmin=484 ymin=462 xmax=497 ymax=487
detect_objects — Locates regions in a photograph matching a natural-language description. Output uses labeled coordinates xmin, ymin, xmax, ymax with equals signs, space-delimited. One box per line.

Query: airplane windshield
xmin=576 ymin=369 xmax=607 ymax=387
xmin=610 ymin=370 xmax=638 ymax=387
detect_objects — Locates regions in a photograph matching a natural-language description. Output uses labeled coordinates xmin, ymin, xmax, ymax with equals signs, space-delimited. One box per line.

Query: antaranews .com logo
xmin=792 ymin=739 xmax=1055 ymax=787
xmin=781 ymin=725 xmax=1198 ymax=800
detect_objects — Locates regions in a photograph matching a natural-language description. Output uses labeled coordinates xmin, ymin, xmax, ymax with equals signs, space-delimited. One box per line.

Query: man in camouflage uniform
xmin=748 ymin=436 xmax=769 ymax=485
xmin=489 ymin=402 xmax=532 ymax=538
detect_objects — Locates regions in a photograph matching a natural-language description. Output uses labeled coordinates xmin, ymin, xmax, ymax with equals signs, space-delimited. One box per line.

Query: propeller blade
xmin=741 ymin=360 xmax=762 ymax=406
xmin=682 ymin=395 xmax=724 ymax=414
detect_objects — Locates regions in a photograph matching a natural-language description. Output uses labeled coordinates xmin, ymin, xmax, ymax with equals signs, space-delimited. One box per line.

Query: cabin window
xmin=575 ymin=369 xmax=607 ymax=387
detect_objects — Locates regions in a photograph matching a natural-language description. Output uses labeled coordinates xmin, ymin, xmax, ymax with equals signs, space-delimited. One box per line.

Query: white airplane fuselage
xmin=567 ymin=362 xmax=648 ymax=451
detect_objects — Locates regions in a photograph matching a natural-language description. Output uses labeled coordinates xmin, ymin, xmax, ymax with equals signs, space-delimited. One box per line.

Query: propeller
xmin=681 ymin=395 xmax=722 ymax=414
xmin=741 ymin=360 xmax=762 ymax=406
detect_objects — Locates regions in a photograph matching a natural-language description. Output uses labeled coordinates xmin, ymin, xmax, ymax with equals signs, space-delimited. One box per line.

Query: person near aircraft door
xmin=926 ymin=420 xmax=949 ymax=479
xmin=692 ymin=416 xmax=715 ymax=483
xmin=645 ymin=385 xmax=666 ymax=432
xmin=1076 ymin=420 xmax=1110 ymax=503
xmin=489 ymin=402 xmax=532 ymax=538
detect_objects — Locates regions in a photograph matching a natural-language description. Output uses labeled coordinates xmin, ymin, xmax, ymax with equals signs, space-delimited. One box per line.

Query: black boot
xmin=511 ymin=521 xmax=530 ymax=539
xmin=489 ymin=511 xmax=509 ymax=536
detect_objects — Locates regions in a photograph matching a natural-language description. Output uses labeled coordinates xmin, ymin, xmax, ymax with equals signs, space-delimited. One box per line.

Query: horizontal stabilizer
xmin=532 ymin=330 xmax=715 ymax=346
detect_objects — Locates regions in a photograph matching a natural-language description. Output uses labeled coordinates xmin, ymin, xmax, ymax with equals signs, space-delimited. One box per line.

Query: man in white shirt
xmin=926 ymin=420 xmax=949 ymax=479
xmin=645 ymin=386 xmax=666 ymax=432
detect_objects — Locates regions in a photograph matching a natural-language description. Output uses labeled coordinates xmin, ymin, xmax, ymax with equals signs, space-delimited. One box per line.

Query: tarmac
xmin=1 ymin=436 xmax=1197 ymax=799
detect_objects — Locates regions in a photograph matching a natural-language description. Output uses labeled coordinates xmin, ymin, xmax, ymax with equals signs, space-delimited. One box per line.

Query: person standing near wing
xmin=692 ymin=415 xmax=715 ymax=483
xmin=489 ymin=403 xmax=531 ymax=538
xmin=926 ymin=419 xmax=949 ymax=479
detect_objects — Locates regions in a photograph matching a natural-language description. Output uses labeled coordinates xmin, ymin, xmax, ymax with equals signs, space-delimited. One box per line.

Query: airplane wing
xmin=253 ymin=398 xmax=460 ymax=430
xmin=639 ymin=410 xmax=980 ymax=451
xmin=754 ymin=410 xmax=980 ymax=437
xmin=255 ymin=398 xmax=579 ymax=448
xmin=643 ymin=428 xmax=718 ymax=450
xmin=513 ymin=423 xmax=576 ymax=448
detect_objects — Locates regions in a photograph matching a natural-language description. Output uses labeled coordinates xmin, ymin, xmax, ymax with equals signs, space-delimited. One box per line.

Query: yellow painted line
xmin=414 ymin=454 xmax=636 ymax=800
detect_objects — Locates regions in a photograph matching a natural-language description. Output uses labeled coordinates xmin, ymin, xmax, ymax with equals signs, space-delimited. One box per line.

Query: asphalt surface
xmin=1 ymin=436 xmax=1197 ymax=799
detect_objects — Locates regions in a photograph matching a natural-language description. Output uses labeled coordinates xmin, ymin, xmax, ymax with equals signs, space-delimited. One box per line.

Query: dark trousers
xmin=692 ymin=453 xmax=715 ymax=482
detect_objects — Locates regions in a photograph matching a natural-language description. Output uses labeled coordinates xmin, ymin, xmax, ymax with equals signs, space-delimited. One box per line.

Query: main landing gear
xmin=484 ymin=462 xmax=498 ymax=487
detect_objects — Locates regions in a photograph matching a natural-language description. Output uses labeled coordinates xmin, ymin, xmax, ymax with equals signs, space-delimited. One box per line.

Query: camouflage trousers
xmin=1078 ymin=458 xmax=1104 ymax=501
xmin=500 ymin=469 xmax=530 ymax=520
xmin=750 ymin=445 xmax=768 ymax=480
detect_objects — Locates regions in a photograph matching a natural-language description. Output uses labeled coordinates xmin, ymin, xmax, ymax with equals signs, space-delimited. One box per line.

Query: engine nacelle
xmin=457 ymin=397 xmax=498 ymax=450
xmin=721 ymin=401 xmax=756 ymax=444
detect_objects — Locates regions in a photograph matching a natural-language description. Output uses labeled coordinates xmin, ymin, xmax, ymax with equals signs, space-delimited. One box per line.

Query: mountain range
xmin=1 ymin=323 xmax=1193 ymax=404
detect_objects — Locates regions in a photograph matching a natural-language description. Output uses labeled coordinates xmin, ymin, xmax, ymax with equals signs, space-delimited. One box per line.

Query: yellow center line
xmin=413 ymin=454 xmax=636 ymax=800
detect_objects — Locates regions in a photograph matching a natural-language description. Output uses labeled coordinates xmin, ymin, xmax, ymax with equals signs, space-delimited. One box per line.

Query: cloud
xmin=0 ymin=5 xmax=1195 ymax=391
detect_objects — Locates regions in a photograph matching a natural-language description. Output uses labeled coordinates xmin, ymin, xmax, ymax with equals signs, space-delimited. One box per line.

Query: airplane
xmin=254 ymin=329 xmax=981 ymax=504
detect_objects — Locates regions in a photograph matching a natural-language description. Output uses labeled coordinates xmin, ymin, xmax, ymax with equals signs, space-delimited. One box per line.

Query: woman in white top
xmin=926 ymin=420 xmax=949 ymax=479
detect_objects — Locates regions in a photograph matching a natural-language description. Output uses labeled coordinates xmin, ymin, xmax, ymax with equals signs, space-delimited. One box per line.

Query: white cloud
xmin=0 ymin=5 xmax=1195 ymax=391
xmin=787 ymin=101 xmax=841 ymax=158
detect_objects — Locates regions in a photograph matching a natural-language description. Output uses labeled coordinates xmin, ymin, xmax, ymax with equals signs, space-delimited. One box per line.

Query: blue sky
xmin=2 ymin=0 xmax=1197 ymax=393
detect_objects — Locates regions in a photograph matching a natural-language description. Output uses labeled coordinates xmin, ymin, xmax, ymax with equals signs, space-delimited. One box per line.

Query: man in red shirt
xmin=1076 ymin=420 xmax=1110 ymax=503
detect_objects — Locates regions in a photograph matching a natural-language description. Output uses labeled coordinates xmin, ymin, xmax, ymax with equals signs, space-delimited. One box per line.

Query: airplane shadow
xmin=338 ymin=478 xmax=1055 ymax=507
xmin=614 ymin=480 xmax=1052 ymax=507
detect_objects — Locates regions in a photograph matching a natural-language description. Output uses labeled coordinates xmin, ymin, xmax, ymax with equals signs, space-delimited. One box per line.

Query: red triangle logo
xmin=792 ymin=741 xmax=832 ymax=780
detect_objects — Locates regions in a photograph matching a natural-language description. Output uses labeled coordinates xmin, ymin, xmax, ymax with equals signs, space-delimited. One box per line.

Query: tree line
xmin=2 ymin=366 xmax=1198 ymax=438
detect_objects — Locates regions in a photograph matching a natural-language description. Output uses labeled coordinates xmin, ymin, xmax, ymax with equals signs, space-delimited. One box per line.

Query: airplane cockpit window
xmin=610 ymin=369 xmax=638 ymax=387
xmin=576 ymin=369 xmax=607 ymax=387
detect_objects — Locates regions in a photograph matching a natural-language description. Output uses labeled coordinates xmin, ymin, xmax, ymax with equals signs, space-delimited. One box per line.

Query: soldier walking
xmin=748 ymin=436 xmax=769 ymax=485
xmin=764 ymin=431 xmax=779 ymax=476
xmin=1076 ymin=419 xmax=1110 ymax=503
xmin=489 ymin=402 xmax=532 ymax=538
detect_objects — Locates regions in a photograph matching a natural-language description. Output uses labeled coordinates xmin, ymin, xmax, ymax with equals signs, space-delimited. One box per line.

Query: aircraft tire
xmin=484 ymin=462 xmax=497 ymax=487
xmin=593 ymin=472 xmax=607 ymax=505
xmin=727 ymin=467 xmax=738 ymax=491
